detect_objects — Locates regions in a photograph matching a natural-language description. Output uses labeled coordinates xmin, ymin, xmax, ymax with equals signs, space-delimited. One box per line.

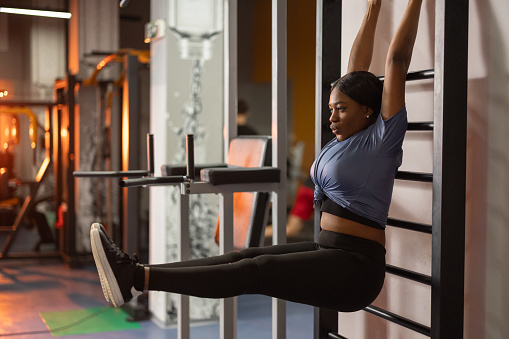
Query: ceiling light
xmin=0 ymin=7 xmax=72 ymax=19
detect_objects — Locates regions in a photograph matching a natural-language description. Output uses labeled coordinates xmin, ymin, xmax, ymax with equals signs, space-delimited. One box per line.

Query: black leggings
xmin=147 ymin=230 xmax=386 ymax=312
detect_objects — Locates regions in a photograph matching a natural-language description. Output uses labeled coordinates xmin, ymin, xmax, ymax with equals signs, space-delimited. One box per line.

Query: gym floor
xmin=0 ymin=229 xmax=314 ymax=339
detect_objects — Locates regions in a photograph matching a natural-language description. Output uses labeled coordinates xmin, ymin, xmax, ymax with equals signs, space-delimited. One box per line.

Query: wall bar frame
xmin=316 ymin=0 xmax=469 ymax=338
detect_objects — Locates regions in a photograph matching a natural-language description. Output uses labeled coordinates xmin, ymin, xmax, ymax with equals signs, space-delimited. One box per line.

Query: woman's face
xmin=328 ymin=87 xmax=373 ymax=141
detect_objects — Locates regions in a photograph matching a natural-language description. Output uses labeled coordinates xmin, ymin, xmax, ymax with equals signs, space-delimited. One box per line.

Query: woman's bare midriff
xmin=320 ymin=212 xmax=386 ymax=247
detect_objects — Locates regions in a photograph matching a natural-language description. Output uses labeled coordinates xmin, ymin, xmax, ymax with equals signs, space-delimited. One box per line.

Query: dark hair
xmin=238 ymin=99 xmax=249 ymax=115
xmin=331 ymin=71 xmax=383 ymax=116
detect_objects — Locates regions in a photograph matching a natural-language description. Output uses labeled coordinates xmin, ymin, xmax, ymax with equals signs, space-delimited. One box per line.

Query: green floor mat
xmin=40 ymin=306 xmax=141 ymax=337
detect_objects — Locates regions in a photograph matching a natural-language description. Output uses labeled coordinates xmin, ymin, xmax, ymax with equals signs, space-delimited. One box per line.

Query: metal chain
xmin=174 ymin=59 xmax=205 ymax=163
xmin=185 ymin=59 xmax=204 ymax=137
xmin=190 ymin=59 xmax=203 ymax=120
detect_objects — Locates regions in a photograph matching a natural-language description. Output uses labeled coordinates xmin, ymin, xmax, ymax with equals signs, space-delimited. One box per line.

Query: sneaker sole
xmin=91 ymin=223 xmax=110 ymax=303
xmin=90 ymin=225 xmax=125 ymax=307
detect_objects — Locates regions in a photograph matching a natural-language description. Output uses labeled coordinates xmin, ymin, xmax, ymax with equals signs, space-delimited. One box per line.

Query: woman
xmin=91 ymin=0 xmax=423 ymax=312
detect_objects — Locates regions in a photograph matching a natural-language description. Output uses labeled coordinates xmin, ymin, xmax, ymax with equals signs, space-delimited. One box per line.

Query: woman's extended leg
xmin=91 ymin=224 xmax=385 ymax=312
xmin=146 ymin=241 xmax=318 ymax=269
xmin=148 ymin=243 xmax=384 ymax=311
xmin=147 ymin=242 xmax=324 ymax=299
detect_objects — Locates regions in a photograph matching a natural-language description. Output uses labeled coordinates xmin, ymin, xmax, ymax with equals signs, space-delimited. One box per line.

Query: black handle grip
xmin=120 ymin=176 xmax=187 ymax=187
xmin=186 ymin=134 xmax=195 ymax=180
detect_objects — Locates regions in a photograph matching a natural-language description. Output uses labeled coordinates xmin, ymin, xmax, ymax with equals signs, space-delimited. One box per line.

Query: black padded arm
xmin=200 ymin=167 xmax=280 ymax=186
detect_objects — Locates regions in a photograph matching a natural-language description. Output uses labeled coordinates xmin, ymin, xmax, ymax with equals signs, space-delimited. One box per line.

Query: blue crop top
xmin=310 ymin=106 xmax=408 ymax=228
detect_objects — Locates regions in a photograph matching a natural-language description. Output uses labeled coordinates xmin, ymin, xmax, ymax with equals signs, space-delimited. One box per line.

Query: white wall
xmin=469 ymin=1 xmax=509 ymax=338
xmin=337 ymin=0 xmax=509 ymax=338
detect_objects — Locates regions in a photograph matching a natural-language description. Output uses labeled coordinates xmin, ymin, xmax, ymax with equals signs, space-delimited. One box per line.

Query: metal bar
xmin=387 ymin=217 xmax=432 ymax=234
xmin=74 ymin=170 xmax=150 ymax=178
xmin=45 ymin=104 xmax=53 ymax=159
xmin=364 ymin=305 xmax=431 ymax=337
xmin=314 ymin=0 xmax=342 ymax=338
xmin=407 ymin=122 xmax=433 ymax=131
xmin=147 ymin=133 xmax=154 ymax=175
xmin=224 ymin=0 xmax=237 ymax=158
xmin=123 ymin=54 xmax=141 ymax=256
xmin=122 ymin=179 xmax=280 ymax=192
xmin=1 ymin=196 xmax=34 ymax=257
xmin=271 ymin=1 xmax=287 ymax=337
xmin=315 ymin=307 xmax=340 ymax=339
xmin=378 ymin=69 xmax=434 ymax=82
xmin=386 ymin=264 xmax=432 ymax=285
xmin=65 ymin=73 xmax=78 ymax=266
xmin=271 ymin=0 xmax=288 ymax=238
xmin=395 ymin=171 xmax=432 ymax=182
xmin=406 ymin=69 xmax=435 ymax=81
xmin=53 ymin=98 xmax=64 ymax=254
xmin=185 ymin=181 xmax=280 ymax=195
xmin=177 ymin=191 xmax=190 ymax=339
xmin=219 ymin=192 xmax=237 ymax=339
xmin=186 ymin=134 xmax=194 ymax=181
xmin=432 ymin=0 xmax=468 ymax=337
xmin=120 ymin=176 xmax=187 ymax=188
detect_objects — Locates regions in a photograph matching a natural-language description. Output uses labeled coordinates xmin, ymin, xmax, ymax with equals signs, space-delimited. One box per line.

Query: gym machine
xmin=0 ymin=103 xmax=57 ymax=259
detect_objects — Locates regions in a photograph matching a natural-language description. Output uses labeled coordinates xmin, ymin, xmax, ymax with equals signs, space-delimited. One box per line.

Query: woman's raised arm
xmin=347 ymin=0 xmax=382 ymax=73
xmin=381 ymin=0 xmax=423 ymax=120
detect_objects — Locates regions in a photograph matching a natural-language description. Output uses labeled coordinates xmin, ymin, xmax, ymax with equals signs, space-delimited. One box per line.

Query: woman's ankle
xmin=133 ymin=265 xmax=148 ymax=291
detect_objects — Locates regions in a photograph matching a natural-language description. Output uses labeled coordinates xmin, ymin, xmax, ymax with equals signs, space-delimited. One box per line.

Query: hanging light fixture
xmin=0 ymin=7 xmax=71 ymax=19
xmin=168 ymin=0 xmax=222 ymax=61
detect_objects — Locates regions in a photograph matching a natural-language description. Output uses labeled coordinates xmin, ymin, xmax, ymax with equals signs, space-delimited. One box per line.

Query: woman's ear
xmin=365 ymin=106 xmax=374 ymax=119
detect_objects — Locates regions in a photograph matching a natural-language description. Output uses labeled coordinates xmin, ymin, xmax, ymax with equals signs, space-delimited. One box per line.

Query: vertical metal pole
xmin=53 ymin=101 xmax=63 ymax=251
xmin=314 ymin=0 xmax=324 ymax=246
xmin=186 ymin=135 xmax=195 ymax=180
xmin=45 ymin=105 xmax=53 ymax=159
xmin=432 ymin=0 xmax=468 ymax=338
xmin=177 ymin=191 xmax=190 ymax=339
xmin=219 ymin=192 xmax=237 ymax=339
xmin=222 ymin=2 xmax=238 ymax=338
xmin=147 ymin=133 xmax=154 ymax=176
xmin=223 ymin=2 xmax=238 ymax=336
xmin=314 ymin=0 xmax=342 ymax=337
xmin=271 ymin=1 xmax=287 ymax=338
xmin=224 ymin=0 xmax=238 ymax=160
xmin=123 ymin=54 xmax=140 ymax=255
xmin=66 ymin=74 xmax=79 ymax=267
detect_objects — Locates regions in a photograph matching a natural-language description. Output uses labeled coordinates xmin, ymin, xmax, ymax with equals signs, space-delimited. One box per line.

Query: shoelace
xmin=107 ymin=241 xmax=139 ymax=265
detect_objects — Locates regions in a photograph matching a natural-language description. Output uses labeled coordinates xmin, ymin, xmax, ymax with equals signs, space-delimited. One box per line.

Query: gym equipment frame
xmin=120 ymin=2 xmax=288 ymax=338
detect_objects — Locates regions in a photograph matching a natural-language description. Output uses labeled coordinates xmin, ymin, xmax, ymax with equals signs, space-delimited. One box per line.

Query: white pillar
xmin=149 ymin=0 xmax=224 ymax=326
